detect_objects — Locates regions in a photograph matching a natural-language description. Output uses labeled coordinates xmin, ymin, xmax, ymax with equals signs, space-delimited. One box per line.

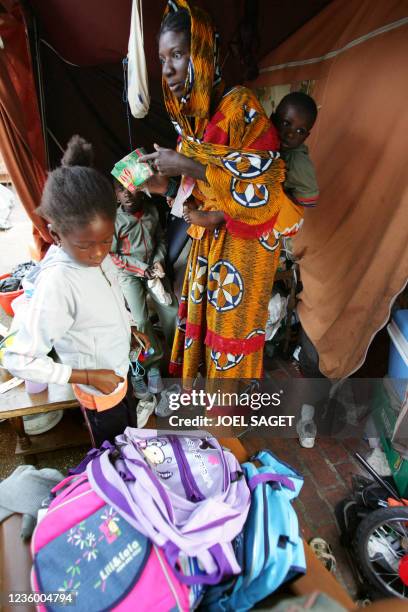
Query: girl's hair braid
xmin=37 ymin=135 xmax=116 ymax=234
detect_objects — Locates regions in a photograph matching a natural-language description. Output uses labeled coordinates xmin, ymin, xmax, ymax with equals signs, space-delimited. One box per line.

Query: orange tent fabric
xmin=250 ymin=0 xmax=408 ymax=378
xmin=0 ymin=2 xmax=51 ymax=257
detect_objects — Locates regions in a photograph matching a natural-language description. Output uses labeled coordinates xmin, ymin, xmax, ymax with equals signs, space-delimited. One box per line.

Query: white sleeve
xmin=3 ymin=270 xmax=74 ymax=384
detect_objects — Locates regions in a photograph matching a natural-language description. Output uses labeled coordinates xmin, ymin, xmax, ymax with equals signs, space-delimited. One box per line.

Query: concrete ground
xmin=0 ymin=193 xmax=33 ymax=276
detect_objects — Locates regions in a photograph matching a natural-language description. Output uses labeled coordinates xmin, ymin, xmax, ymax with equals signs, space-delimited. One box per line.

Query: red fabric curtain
xmin=0 ymin=1 xmax=51 ymax=258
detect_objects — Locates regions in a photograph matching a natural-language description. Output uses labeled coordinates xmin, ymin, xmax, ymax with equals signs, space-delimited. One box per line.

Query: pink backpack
xmin=30 ymin=472 xmax=197 ymax=612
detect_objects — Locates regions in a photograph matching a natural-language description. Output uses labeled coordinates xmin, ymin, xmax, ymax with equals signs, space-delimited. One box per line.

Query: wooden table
xmin=0 ymin=370 xmax=89 ymax=459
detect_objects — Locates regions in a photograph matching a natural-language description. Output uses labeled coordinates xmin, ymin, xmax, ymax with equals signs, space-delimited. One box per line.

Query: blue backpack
xmin=201 ymin=449 xmax=306 ymax=611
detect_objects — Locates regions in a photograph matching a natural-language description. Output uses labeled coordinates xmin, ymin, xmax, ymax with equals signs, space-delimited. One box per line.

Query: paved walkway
xmin=0 ymin=195 xmax=32 ymax=276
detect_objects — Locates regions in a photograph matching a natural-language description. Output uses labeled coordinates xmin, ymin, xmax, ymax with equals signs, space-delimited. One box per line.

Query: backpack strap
xmin=248 ymin=473 xmax=296 ymax=492
xmin=68 ymin=440 xmax=116 ymax=475
xmin=88 ymin=447 xmax=175 ymax=523
xmin=255 ymin=450 xmax=304 ymax=491
xmin=255 ymin=449 xmax=303 ymax=478
xmin=51 ymin=473 xmax=83 ymax=494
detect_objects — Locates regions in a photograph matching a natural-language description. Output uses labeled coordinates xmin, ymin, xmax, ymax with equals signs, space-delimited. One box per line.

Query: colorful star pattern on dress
xmin=190 ymin=256 xmax=207 ymax=304
xmin=207 ymin=260 xmax=243 ymax=313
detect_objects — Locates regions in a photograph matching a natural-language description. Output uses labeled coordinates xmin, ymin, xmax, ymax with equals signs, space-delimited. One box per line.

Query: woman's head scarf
xmin=160 ymin=1 xmax=302 ymax=241
xmin=162 ymin=0 xmax=224 ymax=139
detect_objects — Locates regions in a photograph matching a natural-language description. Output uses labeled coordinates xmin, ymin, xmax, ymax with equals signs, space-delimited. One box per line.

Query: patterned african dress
xmin=169 ymin=87 xmax=303 ymax=383
xmin=163 ymin=0 xmax=303 ymax=384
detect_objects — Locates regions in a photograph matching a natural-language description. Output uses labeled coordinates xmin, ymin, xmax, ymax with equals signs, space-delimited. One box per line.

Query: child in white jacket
xmin=4 ymin=136 xmax=149 ymax=447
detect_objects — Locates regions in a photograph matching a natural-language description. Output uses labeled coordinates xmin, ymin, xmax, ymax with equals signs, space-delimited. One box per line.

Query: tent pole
xmin=23 ymin=2 xmax=50 ymax=170
xmin=33 ymin=15 xmax=50 ymax=169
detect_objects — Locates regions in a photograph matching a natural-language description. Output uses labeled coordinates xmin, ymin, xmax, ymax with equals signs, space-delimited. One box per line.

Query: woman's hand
xmin=140 ymin=144 xmax=207 ymax=180
xmin=140 ymin=145 xmax=187 ymax=176
xmin=139 ymin=173 xmax=169 ymax=195
xmin=87 ymin=370 xmax=124 ymax=394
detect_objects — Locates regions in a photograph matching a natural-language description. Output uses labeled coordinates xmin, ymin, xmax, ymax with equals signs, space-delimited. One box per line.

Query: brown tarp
xmin=27 ymin=0 xmax=330 ymax=74
xmin=250 ymin=0 xmax=408 ymax=378
xmin=0 ymin=2 xmax=50 ymax=257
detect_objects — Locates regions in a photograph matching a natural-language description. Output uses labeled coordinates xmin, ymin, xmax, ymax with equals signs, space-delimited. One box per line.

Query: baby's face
xmin=274 ymin=104 xmax=313 ymax=150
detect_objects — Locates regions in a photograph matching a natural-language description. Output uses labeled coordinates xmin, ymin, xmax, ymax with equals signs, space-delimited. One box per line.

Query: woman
xmin=141 ymin=0 xmax=303 ymax=387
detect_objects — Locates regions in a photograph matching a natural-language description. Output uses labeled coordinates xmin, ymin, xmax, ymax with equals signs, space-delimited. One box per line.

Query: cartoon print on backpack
xmin=138 ymin=439 xmax=173 ymax=480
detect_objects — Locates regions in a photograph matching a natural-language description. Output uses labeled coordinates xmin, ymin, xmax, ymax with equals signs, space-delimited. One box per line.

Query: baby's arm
xmin=183 ymin=206 xmax=225 ymax=229
xmin=284 ymin=151 xmax=319 ymax=208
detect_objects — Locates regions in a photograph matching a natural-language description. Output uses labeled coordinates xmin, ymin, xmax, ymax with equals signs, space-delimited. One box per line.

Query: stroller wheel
xmin=353 ymin=506 xmax=408 ymax=599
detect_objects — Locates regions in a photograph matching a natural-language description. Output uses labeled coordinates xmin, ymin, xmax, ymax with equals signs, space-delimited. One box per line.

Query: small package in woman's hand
xmin=111 ymin=148 xmax=154 ymax=193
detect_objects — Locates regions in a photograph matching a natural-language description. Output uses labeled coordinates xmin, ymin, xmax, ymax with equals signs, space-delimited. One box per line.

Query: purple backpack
xmin=87 ymin=428 xmax=251 ymax=586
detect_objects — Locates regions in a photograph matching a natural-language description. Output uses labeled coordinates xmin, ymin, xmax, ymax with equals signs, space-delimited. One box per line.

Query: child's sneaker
xmin=296 ymin=403 xmax=317 ymax=448
xmin=147 ymin=367 xmax=164 ymax=394
xmin=131 ymin=374 xmax=150 ymax=400
xmin=137 ymin=394 xmax=157 ymax=428
xmin=155 ymin=384 xmax=182 ymax=418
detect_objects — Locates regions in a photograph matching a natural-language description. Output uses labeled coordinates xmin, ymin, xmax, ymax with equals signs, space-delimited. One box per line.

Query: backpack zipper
xmin=169 ymin=436 xmax=204 ymax=503
xmin=262 ymin=484 xmax=269 ymax=561
xmin=44 ymin=488 xmax=94 ymax=516
xmin=99 ymin=263 xmax=131 ymax=338
xmin=153 ymin=545 xmax=184 ymax=611
xmin=99 ymin=265 xmax=111 ymax=286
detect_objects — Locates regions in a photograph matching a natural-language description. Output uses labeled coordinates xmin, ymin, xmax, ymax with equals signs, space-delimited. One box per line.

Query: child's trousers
xmin=81 ymin=379 xmax=137 ymax=448
xmin=118 ymin=272 xmax=178 ymax=357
